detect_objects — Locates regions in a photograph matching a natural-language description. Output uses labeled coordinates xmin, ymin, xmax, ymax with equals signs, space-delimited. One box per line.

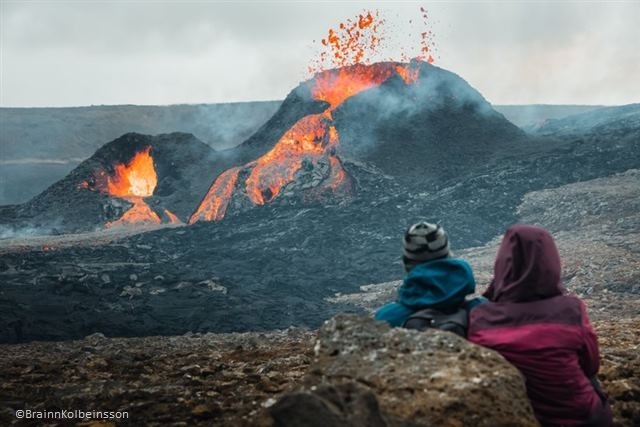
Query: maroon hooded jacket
xmin=468 ymin=225 xmax=611 ymax=426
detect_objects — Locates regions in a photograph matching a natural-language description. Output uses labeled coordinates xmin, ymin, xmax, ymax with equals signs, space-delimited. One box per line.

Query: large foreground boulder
xmin=267 ymin=315 xmax=538 ymax=426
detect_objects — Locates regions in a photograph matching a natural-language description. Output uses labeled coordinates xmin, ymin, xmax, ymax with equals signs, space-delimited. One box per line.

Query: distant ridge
xmin=532 ymin=103 xmax=640 ymax=136
xmin=493 ymin=104 xmax=604 ymax=129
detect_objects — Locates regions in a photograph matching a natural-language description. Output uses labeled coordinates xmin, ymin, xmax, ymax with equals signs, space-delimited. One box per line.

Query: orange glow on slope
xmin=106 ymin=198 xmax=161 ymax=228
xmin=189 ymin=167 xmax=242 ymax=222
xmin=81 ymin=147 xmax=157 ymax=198
xmin=191 ymin=63 xmax=421 ymax=220
xmin=395 ymin=64 xmax=420 ymax=85
xmin=164 ymin=209 xmax=181 ymax=224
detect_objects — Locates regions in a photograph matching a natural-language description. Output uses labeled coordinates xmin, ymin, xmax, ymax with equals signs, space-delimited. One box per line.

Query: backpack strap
xmin=403 ymin=307 xmax=468 ymax=337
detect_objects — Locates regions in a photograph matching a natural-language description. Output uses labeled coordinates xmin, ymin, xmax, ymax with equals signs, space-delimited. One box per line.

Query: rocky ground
xmin=0 ymin=318 xmax=636 ymax=426
xmin=0 ymin=328 xmax=317 ymax=426
xmin=1 ymin=170 xmax=639 ymax=426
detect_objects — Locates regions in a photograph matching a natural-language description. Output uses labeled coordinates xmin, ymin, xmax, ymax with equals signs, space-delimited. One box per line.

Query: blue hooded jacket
xmin=374 ymin=257 xmax=483 ymax=327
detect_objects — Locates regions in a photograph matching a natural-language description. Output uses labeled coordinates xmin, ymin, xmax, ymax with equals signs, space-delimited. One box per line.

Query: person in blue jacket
xmin=375 ymin=222 xmax=484 ymax=327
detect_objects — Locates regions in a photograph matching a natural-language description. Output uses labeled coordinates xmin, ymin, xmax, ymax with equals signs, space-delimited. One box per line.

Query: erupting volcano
xmin=80 ymin=146 xmax=176 ymax=227
xmin=10 ymin=8 xmax=474 ymax=232
xmin=189 ymin=9 xmax=430 ymax=223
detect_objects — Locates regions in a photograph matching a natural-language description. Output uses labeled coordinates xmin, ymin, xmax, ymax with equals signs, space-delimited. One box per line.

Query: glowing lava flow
xmin=244 ymin=114 xmax=330 ymax=205
xmin=189 ymin=167 xmax=242 ymax=223
xmin=395 ymin=64 xmax=420 ymax=85
xmin=80 ymin=146 xmax=166 ymax=227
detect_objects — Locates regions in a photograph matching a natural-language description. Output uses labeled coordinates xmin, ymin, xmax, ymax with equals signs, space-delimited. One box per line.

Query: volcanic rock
xmin=0 ymin=305 xmax=637 ymax=425
xmin=326 ymin=170 xmax=640 ymax=426
xmin=262 ymin=315 xmax=537 ymax=427
xmin=268 ymin=382 xmax=387 ymax=427
xmin=1 ymin=167 xmax=639 ymax=344
xmin=1 ymin=168 xmax=639 ymax=425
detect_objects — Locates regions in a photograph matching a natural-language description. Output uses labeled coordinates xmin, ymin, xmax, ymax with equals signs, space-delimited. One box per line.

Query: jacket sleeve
xmin=374 ymin=302 xmax=413 ymax=327
xmin=577 ymin=300 xmax=600 ymax=378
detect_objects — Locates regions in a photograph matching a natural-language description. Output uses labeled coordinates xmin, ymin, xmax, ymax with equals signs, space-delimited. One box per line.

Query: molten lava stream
xmin=245 ymin=114 xmax=329 ymax=205
xmin=106 ymin=198 xmax=161 ymax=228
xmin=189 ymin=167 xmax=242 ymax=223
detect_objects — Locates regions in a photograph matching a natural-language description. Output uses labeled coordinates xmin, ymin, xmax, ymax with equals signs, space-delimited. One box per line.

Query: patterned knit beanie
xmin=403 ymin=222 xmax=451 ymax=271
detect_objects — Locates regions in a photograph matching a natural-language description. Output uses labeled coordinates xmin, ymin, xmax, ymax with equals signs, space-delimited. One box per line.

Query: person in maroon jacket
xmin=468 ymin=224 xmax=612 ymax=427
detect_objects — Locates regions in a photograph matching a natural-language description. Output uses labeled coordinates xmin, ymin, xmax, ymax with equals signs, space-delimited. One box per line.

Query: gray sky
xmin=1 ymin=0 xmax=639 ymax=107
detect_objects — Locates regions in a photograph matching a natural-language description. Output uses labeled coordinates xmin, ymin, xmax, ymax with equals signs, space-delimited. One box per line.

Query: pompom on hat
xmin=402 ymin=222 xmax=451 ymax=271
